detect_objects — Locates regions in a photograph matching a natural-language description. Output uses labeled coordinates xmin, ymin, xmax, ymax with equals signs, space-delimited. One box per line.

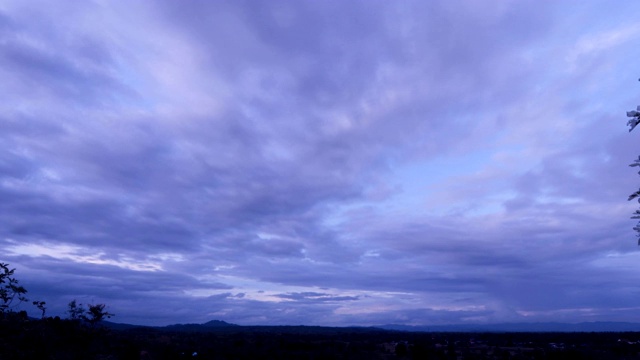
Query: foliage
xmin=0 ymin=262 xmax=28 ymax=314
xmin=1 ymin=262 xmax=113 ymax=327
xmin=627 ymin=106 xmax=640 ymax=133
xmin=32 ymin=300 xmax=46 ymax=319
xmin=627 ymin=99 xmax=640 ymax=244
xmin=84 ymin=303 xmax=114 ymax=325
xmin=68 ymin=299 xmax=114 ymax=325
xmin=67 ymin=299 xmax=85 ymax=320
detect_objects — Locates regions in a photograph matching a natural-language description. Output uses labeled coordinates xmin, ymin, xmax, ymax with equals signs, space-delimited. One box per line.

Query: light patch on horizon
xmin=185 ymin=274 xmax=363 ymax=304
xmin=5 ymin=240 xmax=164 ymax=272
xmin=515 ymin=307 xmax=613 ymax=319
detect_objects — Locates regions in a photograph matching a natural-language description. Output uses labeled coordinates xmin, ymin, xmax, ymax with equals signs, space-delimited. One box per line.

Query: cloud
xmin=2 ymin=0 xmax=640 ymax=326
xmin=274 ymin=292 xmax=359 ymax=302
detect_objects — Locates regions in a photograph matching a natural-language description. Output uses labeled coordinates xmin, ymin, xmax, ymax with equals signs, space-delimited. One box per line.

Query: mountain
xmin=380 ymin=322 xmax=640 ymax=332
xmin=203 ymin=320 xmax=238 ymax=327
xmin=163 ymin=320 xmax=239 ymax=332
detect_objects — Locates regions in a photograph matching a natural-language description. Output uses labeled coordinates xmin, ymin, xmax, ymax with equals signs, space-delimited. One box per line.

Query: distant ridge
xmin=104 ymin=320 xmax=640 ymax=333
xmin=101 ymin=319 xmax=239 ymax=332
xmin=203 ymin=320 xmax=239 ymax=327
xmin=164 ymin=320 xmax=239 ymax=331
xmin=380 ymin=322 xmax=640 ymax=332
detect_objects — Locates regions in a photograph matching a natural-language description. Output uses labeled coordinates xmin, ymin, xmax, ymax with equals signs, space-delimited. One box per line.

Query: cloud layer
xmin=2 ymin=1 xmax=640 ymax=326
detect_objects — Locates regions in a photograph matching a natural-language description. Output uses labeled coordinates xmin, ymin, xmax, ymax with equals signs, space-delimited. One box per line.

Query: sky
xmin=2 ymin=0 xmax=640 ymax=327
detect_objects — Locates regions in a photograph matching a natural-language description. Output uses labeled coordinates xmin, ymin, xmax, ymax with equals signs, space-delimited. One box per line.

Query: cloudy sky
xmin=2 ymin=0 xmax=640 ymax=327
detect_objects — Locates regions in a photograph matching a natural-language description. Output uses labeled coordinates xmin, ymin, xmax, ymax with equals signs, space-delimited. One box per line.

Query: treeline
xmin=1 ymin=262 xmax=114 ymax=323
xmin=1 ymin=262 xmax=119 ymax=358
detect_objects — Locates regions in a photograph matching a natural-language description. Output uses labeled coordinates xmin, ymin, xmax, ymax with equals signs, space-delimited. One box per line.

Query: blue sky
xmin=2 ymin=0 xmax=640 ymax=326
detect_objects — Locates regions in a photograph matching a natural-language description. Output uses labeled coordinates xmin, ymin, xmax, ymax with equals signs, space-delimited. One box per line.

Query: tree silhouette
xmin=83 ymin=303 xmax=114 ymax=325
xmin=32 ymin=300 xmax=46 ymax=319
xmin=627 ymin=97 xmax=640 ymax=244
xmin=0 ymin=262 xmax=28 ymax=314
xmin=68 ymin=299 xmax=114 ymax=325
xmin=67 ymin=299 xmax=85 ymax=320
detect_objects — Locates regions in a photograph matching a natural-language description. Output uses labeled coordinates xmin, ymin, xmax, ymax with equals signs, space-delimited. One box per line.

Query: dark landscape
xmin=4 ymin=315 xmax=640 ymax=359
